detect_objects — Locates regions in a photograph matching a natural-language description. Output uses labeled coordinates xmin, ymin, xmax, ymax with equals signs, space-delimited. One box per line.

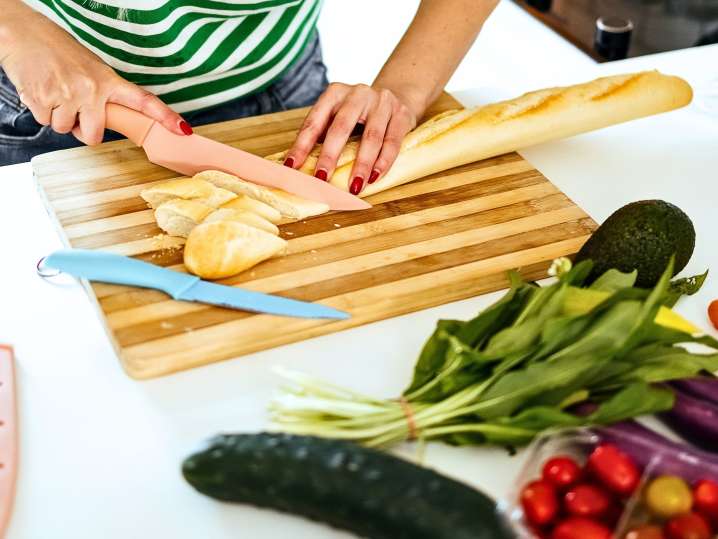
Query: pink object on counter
xmin=0 ymin=345 xmax=17 ymax=537
xmin=105 ymin=104 xmax=371 ymax=212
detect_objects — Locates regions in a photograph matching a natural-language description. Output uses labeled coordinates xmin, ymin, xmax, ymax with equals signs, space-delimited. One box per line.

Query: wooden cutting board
xmin=34 ymin=93 xmax=597 ymax=379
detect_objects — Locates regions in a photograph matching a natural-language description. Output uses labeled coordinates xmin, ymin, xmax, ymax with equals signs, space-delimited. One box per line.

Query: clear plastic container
xmin=500 ymin=427 xmax=718 ymax=538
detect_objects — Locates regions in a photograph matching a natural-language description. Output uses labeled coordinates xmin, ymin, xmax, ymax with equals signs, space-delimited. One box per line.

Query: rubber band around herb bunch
xmin=399 ymin=397 xmax=419 ymax=441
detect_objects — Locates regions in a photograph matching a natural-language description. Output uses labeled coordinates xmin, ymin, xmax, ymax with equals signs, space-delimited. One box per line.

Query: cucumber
xmin=182 ymin=433 xmax=513 ymax=539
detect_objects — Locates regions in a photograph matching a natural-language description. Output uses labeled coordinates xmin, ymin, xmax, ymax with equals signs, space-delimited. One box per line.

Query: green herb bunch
xmin=270 ymin=260 xmax=717 ymax=449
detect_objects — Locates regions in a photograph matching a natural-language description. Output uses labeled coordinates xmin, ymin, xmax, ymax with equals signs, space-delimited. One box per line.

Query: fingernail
xmin=315 ymin=168 xmax=328 ymax=181
xmin=368 ymin=169 xmax=380 ymax=184
xmin=349 ymin=176 xmax=364 ymax=195
xmin=283 ymin=156 xmax=295 ymax=168
xmin=179 ymin=120 xmax=193 ymax=135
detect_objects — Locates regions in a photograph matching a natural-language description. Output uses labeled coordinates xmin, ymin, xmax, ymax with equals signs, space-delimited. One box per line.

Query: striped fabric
xmin=23 ymin=0 xmax=323 ymax=112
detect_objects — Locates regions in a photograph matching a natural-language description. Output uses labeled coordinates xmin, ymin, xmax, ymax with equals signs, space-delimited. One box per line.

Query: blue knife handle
xmin=43 ymin=249 xmax=199 ymax=299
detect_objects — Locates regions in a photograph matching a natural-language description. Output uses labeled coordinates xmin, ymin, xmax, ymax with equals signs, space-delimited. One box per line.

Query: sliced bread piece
xmin=140 ymin=178 xmax=236 ymax=209
xmin=204 ymin=208 xmax=279 ymax=235
xmin=220 ymin=195 xmax=282 ymax=224
xmin=194 ymin=170 xmax=329 ymax=220
xmin=154 ymin=199 xmax=214 ymax=238
xmin=184 ymin=221 xmax=287 ymax=280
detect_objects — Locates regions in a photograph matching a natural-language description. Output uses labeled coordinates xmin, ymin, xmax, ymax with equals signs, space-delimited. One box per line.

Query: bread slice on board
xmin=204 ymin=208 xmax=279 ymax=235
xmin=184 ymin=221 xmax=287 ymax=280
xmin=194 ymin=170 xmax=329 ymax=220
xmin=220 ymin=195 xmax=282 ymax=224
xmin=141 ymin=178 xmax=237 ymax=209
xmin=154 ymin=199 xmax=214 ymax=238
xmin=267 ymin=71 xmax=692 ymax=198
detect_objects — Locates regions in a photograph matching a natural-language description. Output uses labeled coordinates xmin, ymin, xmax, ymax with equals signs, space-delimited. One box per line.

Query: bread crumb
xmin=160 ymin=321 xmax=174 ymax=329
xmin=310 ymin=249 xmax=317 ymax=254
xmin=285 ymin=231 xmax=294 ymax=236
xmin=333 ymin=223 xmax=341 ymax=228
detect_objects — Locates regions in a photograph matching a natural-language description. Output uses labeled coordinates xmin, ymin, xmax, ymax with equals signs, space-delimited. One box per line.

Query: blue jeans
xmin=0 ymin=34 xmax=328 ymax=166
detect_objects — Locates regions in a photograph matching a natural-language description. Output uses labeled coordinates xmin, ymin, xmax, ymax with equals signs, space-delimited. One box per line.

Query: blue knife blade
xmin=42 ymin=249 xmax=349 ymax=320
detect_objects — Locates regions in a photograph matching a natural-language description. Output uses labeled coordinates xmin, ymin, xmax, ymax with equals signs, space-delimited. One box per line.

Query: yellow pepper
xmin=563 ymin=287 xmax=702 ymax=335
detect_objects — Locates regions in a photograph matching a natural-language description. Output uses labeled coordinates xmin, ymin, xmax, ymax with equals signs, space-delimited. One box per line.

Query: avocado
xmin=575 ymin=200 xmax=695 ymax=288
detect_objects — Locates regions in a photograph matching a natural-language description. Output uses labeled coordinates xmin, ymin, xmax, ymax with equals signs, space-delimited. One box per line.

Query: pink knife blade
xmin=105 ymin=104 xmax=371 ymax=212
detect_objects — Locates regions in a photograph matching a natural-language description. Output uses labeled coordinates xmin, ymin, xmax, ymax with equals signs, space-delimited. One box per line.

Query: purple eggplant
xmin=659 ymin=386 xmax=718 ymax=452
xmin=670 ymin=377 xmax=718 ymax=407
xmin=596 ymin=421 xmax=718 ymax=484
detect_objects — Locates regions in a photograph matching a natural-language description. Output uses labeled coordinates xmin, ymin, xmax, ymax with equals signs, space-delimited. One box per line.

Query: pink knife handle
xmin=105 ymin=103 xmax=155 ymax=146
xmin=0 ymin=345 xmax=17 ymax=537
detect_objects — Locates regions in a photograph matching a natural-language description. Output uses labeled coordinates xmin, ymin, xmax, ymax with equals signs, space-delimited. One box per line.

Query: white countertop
xmin=1 ymin=2 xmax=717 ymax=537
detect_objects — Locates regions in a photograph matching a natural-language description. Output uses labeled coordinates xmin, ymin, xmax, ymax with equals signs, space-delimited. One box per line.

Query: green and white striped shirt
xmin=23 ymin=0 xmax=322 ymax=112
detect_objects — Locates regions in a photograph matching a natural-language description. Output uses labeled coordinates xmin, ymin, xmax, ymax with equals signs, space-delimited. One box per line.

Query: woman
xmin=0 ymin=0 xmax=497 ymax=194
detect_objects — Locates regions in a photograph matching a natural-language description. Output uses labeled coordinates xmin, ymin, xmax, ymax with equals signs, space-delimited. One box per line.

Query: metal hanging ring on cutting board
xmin=36 ymin=256 xmax=61 ymax=279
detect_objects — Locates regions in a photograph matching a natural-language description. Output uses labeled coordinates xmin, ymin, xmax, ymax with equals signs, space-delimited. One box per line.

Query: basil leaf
xmin=404 ymin=319 xmax=464 ymax=395
xmin=664 ymin=270 xmax=709 ymax=307
xmin=590 ymin=268 xmax=638 ymax=292
xmin=593 ymin=345 xmax=718 ymax=389
xmin=586 ymin=383 xmax=675 ymax=424
xmin=404 ymin=277 xmax=529 ymax=396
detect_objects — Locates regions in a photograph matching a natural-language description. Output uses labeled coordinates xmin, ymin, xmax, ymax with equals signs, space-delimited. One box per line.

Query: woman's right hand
xmin=0 ymin=5 xmax=190 ymax=145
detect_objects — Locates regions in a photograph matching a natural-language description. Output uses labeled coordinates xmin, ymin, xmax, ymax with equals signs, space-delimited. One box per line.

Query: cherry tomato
xmin=587 ymin=443 xmax=640 ymax=496
xmin=708 ymin=300 xmax=718 ymax=330
xmin=543 ymin=456 xmax=583 ymax=490
xmin=693 ymin=479 xmax=718 ymax=526
xmin=521 ymin=480 xmax=560 ymax=527
xmin=645 ymin=475 xmax=693 ymax=519
xmin=665 ymin=512 xmax=712 ymax=539
xmin=564 ymin=483 xmax=612 ymax=519
xmin=542 ymin=455 xmax=581 ymax=490
xmin=625 ymin=524 xmax=666 ymax=539
xmin=551 ymin=517 xmax=612 ymax=539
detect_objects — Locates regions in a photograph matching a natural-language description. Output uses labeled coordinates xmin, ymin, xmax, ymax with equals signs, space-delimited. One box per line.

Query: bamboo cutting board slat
xmin=33 ymin=93 xmax=597 ymax=379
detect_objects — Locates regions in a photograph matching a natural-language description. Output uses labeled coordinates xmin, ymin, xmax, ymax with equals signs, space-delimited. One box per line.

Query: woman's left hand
xmin=283 ymin=82 xmax=421 ymax=195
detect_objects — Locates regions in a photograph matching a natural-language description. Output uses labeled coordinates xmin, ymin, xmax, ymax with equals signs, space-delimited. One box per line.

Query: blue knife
xmin=42 ymin=249 xmax=349 ymax=320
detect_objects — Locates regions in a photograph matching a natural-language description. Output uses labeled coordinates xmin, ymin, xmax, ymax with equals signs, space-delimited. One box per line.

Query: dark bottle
xmin=594 ymin=16 xmax=634 ymax=60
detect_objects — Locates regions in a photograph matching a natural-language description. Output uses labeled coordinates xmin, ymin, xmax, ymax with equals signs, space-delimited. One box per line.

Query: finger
xmin=19 ymin=93 xmax=51 ymax=126
xmin=284 ymin=85 xmax=348 ymax=173
xmin=314 ymin=89 xmax=373 ymax=181
xmin=72 ymin=103 xmax=106 ymax=145
xmin=371 ymin=112 xmax=414 ymax=184
xmin=50 ymin=103 xmax=79 ymax=134
xmin=349 ymin=96 xmax=392 ymax=193
xmin=109 ymin=81 xmax=188 ymax=136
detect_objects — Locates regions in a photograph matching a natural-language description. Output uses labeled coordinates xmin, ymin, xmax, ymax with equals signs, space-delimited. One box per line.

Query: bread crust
xmin=183 ymin=221 xmax=287 ymax=280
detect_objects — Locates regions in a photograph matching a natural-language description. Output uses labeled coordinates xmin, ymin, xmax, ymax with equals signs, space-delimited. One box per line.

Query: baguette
xmin=141 ymin=178 xmax=237 ymax=209
xmin=267 ymin=71 xmax=692 ymax=197
xmin=194 ymin=170 xmax=329 ymax=220
xmin=203 ymin=208 xmax=280 ymax=235
xmin=184 ymin=221 xmax=287 ymax=280
xmin=154 ymin=199 xmax=214 ymax=238
xmin=220 ymin=195 xmax=282 ymax=224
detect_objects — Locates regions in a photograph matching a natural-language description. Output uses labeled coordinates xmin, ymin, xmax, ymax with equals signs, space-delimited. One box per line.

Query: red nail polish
xmin=179 ymin=120 xmax=193 ymax=135
xmin=283 ymin=157 xmax=295 ymax=168
xmin=349 ymin=176 xmax=364 ymax=195
xmin=315 ymin=169 xmax=328 ymax=181
xmin=368 ymin=169 xmax=380 ymax=184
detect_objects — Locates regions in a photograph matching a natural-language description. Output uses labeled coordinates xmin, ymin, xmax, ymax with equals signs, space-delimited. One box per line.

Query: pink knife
xmin=105 ymin=104 xmax=371 ymax=212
